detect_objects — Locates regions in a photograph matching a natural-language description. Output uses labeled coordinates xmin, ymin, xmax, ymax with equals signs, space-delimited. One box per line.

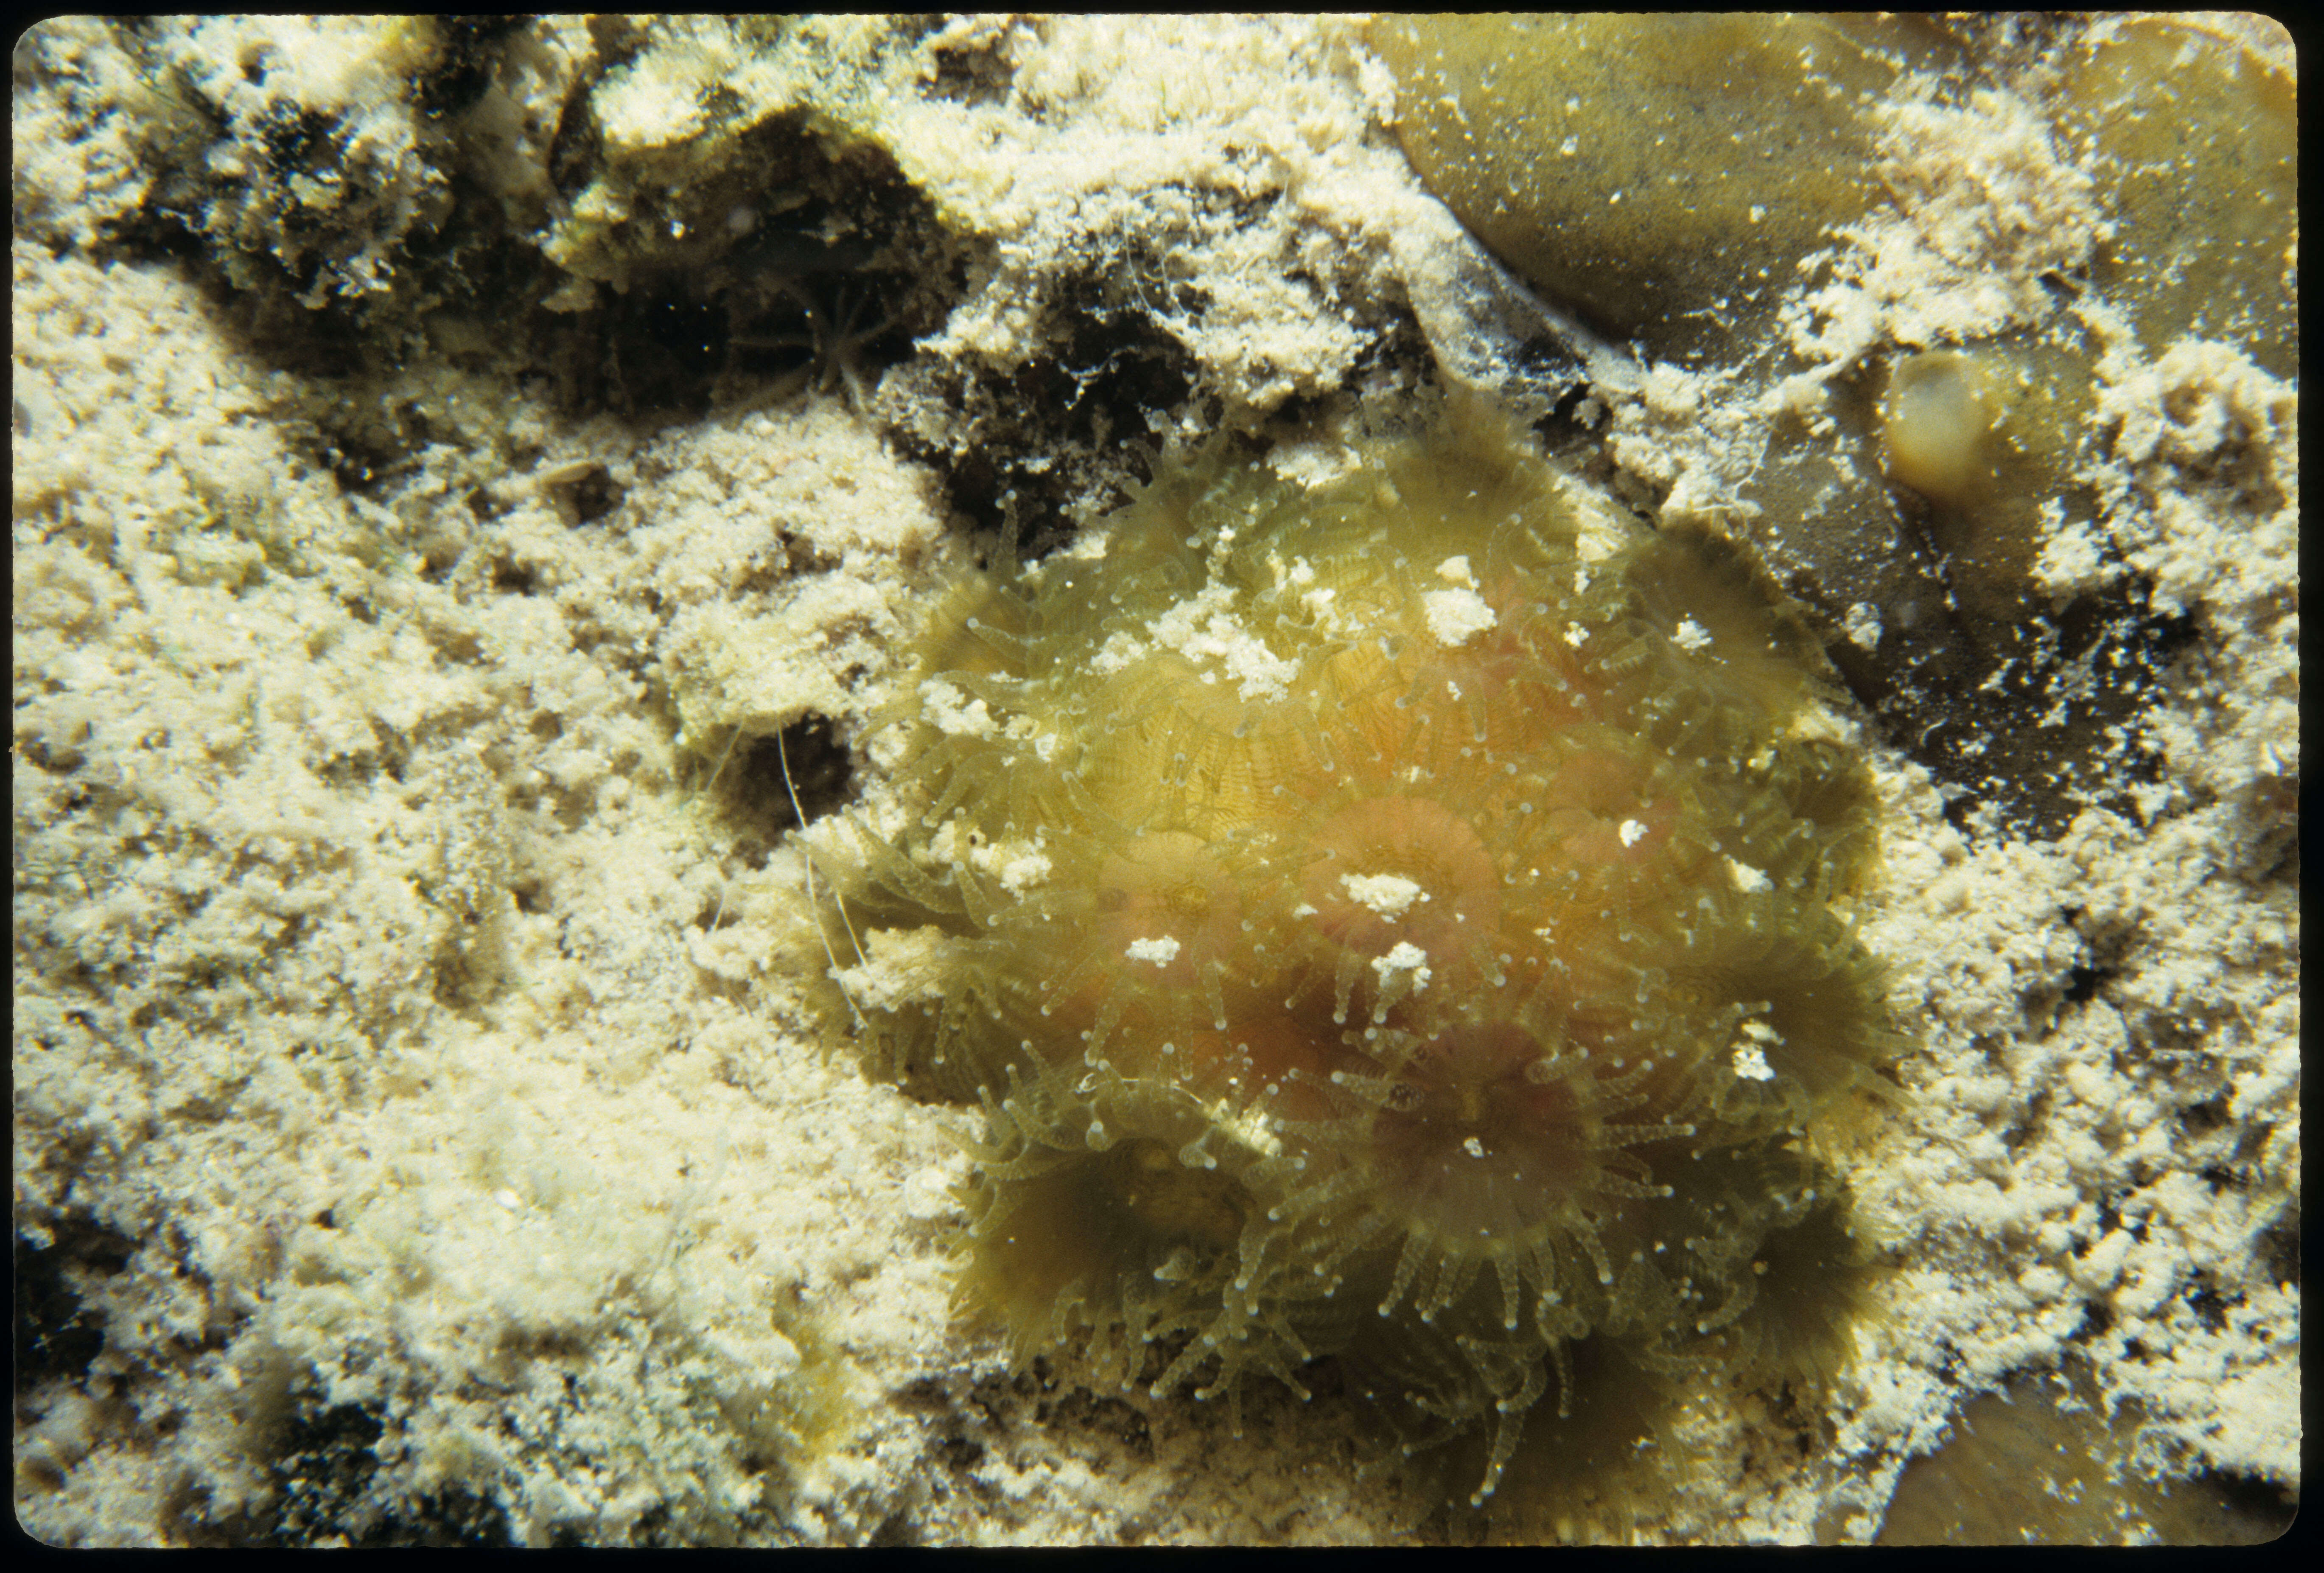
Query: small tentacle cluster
xmin=818 ymin=393 xmax=1894 ymax=1505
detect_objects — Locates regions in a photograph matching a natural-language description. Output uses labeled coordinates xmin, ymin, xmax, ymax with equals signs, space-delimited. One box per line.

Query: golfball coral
xmin=823 ymin=394 xmax=1893 ymax=1503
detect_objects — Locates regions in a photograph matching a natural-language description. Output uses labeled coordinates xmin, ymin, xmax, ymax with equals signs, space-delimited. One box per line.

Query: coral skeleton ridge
xmin=820 ymin=396 xmax=1893 ymax=1504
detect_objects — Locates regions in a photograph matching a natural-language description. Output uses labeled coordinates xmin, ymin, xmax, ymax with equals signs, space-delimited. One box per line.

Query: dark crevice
xmin=14 ymin=1221 xmax=137 ymax=1391
xmin=2059 ymin=963 xmax=2109 ymax=1005
xmin=695 ymin=715 xmax=858 ymax=872
xmin=255 ymin=1401 xmax=515 ymax=1547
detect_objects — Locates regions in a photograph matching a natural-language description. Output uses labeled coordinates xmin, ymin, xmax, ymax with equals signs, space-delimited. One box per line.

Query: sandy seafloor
xmin=11 ymin=15 xmax=2298 ymax=1545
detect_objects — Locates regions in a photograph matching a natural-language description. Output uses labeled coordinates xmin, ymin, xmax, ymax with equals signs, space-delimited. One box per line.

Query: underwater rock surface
xmin=12 ymin=14 xmax=2296 ymax=1548
xmin=1372 ymin=13 xmax=2296 ymax=836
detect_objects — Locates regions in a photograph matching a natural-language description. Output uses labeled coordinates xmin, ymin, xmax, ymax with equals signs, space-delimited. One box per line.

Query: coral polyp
xmin=1297 ymin=1014 xmax=1663 ymax=1326
xmin=820 ymin=393 xmax=1893 ymax=1503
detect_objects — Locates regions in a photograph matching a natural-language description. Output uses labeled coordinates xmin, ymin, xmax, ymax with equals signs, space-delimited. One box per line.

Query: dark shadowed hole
xmin=762 ymin=715 xmax=854 ymax=829
xmin=2178 ymin=1095 xmax=2230 ymax=1133
xmin=700 ymin=715 xmax=856 ymax=869
xmin=2060 ymin=963 xmax=2109 ymax=1004
xmin=259 ymin=1401 xmax=515 ymax=1547
xmin=908 ymin=272 xmax=1199 ymax=561
xmin=603 ymin=288 xmax=731 ymax=418
xmin=562 ymin=467 xmax=627 ymax=526
xmin=14 ymin=1221 xmax=134 ymax=1390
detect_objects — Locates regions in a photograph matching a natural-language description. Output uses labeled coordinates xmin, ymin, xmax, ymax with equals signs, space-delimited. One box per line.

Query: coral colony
xmin=818 ymin=396 xmax=1891 ymax=1511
